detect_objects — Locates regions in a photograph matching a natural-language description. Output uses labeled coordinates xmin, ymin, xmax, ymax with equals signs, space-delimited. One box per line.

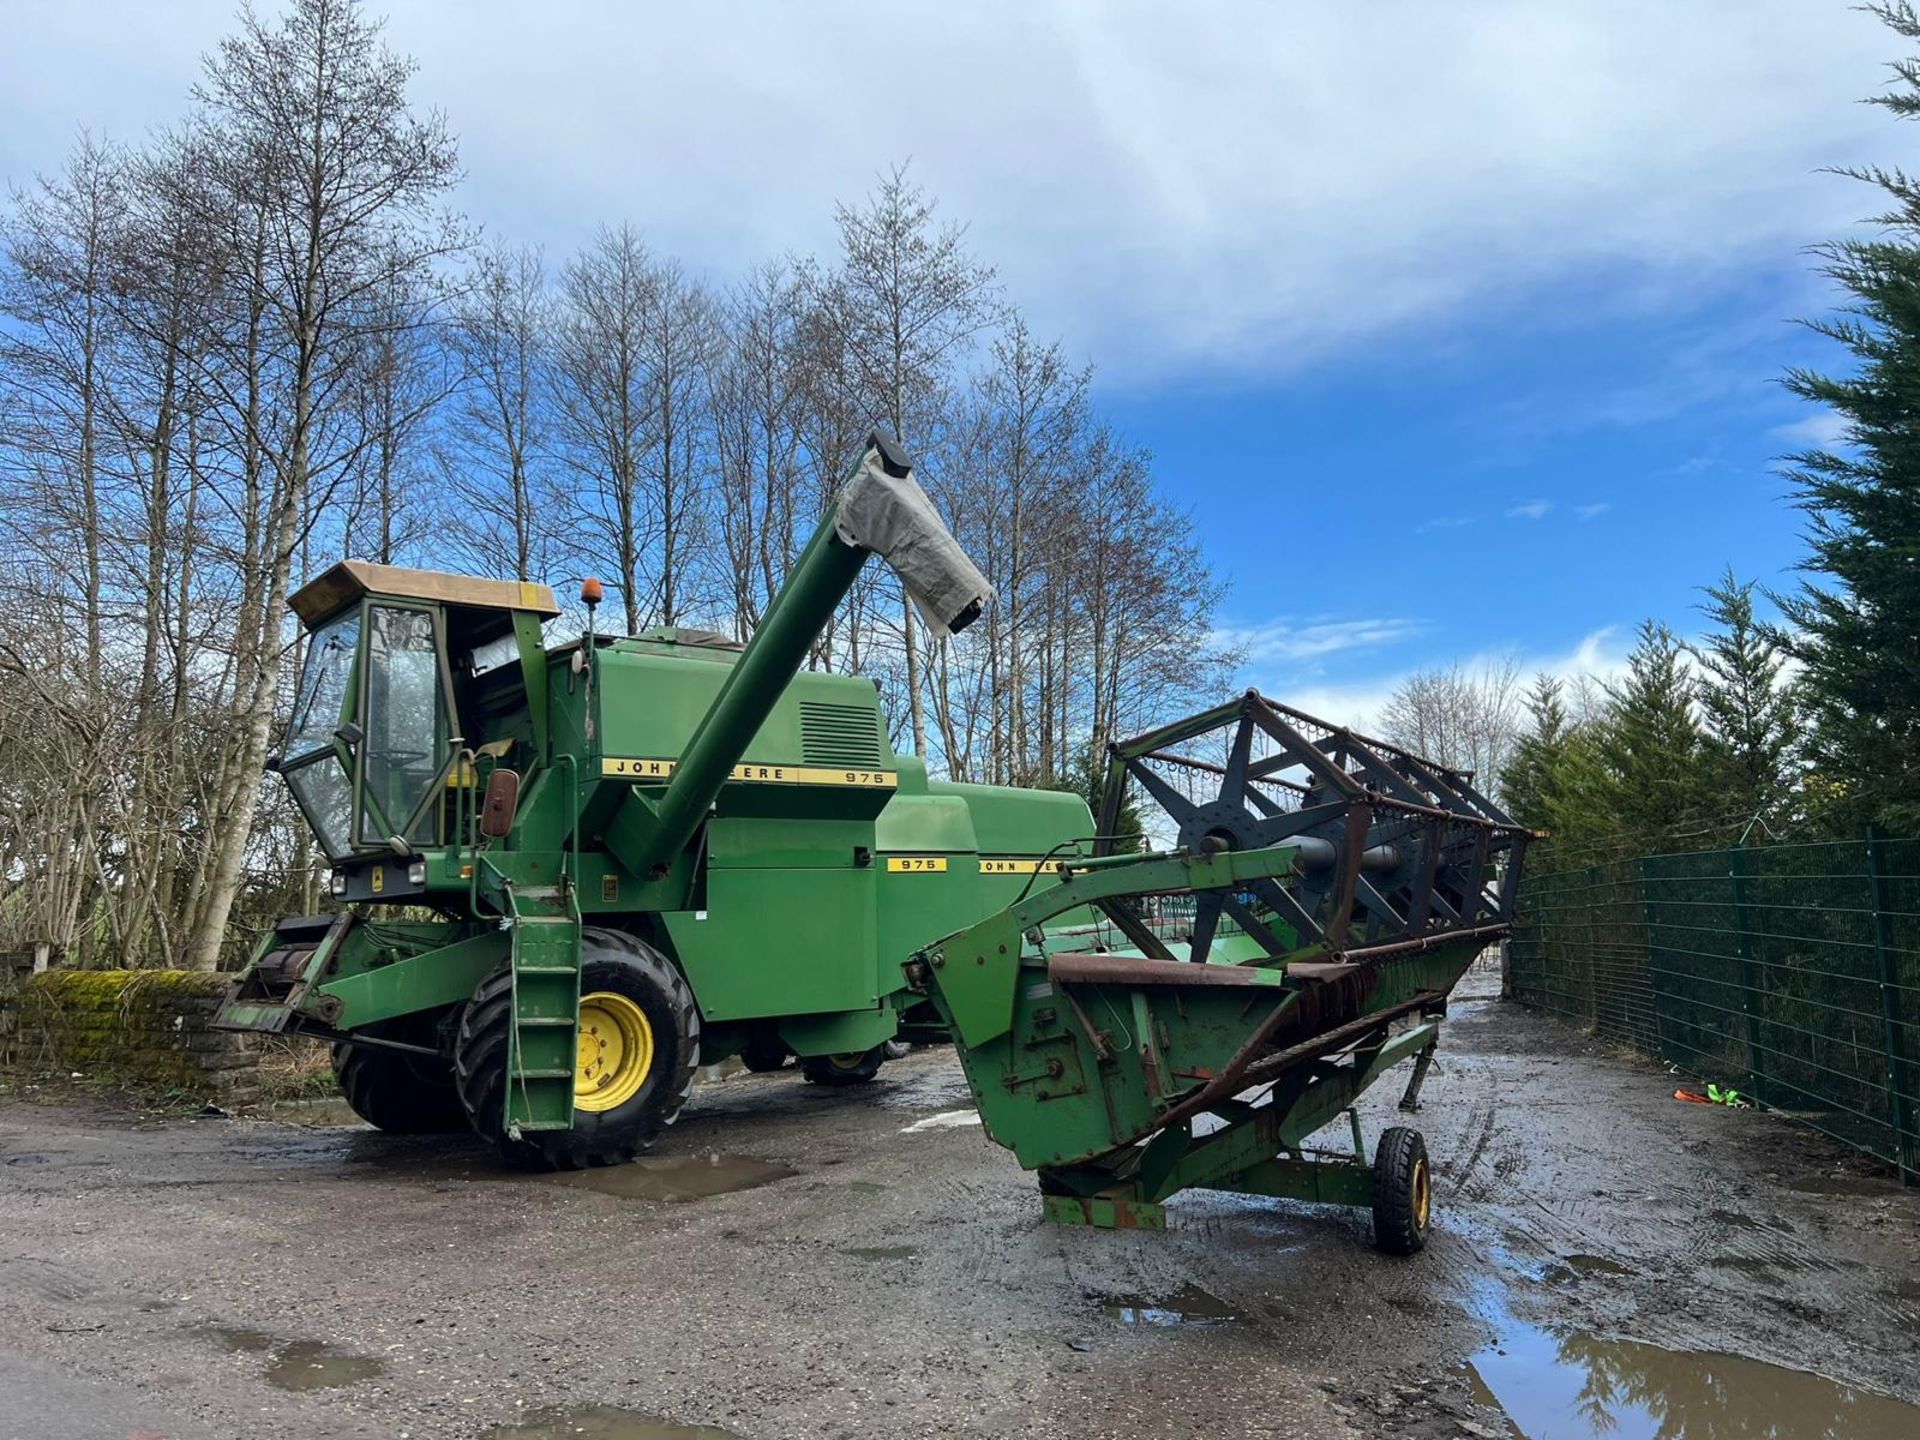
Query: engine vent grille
xmin=800 ymin=700 xmax=884 ymax=768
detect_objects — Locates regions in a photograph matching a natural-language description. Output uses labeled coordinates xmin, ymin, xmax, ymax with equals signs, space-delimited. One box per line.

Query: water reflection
xmin=1470 ymin=1325 xmax=1920 ymax=1439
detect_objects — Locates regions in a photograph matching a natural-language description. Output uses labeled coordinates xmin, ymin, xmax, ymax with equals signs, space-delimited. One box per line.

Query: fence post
xmin=1728 ymin=845 xmax=1767 ymax=1104
xmin=1638 ymin=855 xmax=1661 ymax=1057
xmin=1865 ymin=828 xmax=1918 ymax=1186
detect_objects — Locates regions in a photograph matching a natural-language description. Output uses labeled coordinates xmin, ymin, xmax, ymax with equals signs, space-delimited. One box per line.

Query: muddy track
xmin=1 ymin=980 xmax=1917 ymax=1439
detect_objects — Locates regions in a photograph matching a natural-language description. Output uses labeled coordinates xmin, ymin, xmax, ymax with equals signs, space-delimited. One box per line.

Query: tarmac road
xmin=2 ymin=973 xmax=1918 ymax=1440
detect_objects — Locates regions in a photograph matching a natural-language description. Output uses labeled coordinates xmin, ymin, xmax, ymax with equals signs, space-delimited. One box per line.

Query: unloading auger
xmin=906 ymin=693 xmax=1530 ymax=1251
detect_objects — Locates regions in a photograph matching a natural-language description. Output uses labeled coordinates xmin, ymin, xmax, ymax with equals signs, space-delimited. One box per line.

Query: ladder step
xmin=512 ymin=1067 xmax=574 ymax=1080
xmin=515 ymin=964 xmax=578 ymax=975
xmin=516 ymin=1017 xmax=575 ymax=1028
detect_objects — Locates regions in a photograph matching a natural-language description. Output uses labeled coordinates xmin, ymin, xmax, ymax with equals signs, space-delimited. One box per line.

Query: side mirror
xmin=479 ymin=767 xmax=521 ymax=840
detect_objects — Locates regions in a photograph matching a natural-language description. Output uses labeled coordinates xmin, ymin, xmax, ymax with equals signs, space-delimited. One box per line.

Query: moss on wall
xmin=13 ymin=969 xmax=259 ymax=1101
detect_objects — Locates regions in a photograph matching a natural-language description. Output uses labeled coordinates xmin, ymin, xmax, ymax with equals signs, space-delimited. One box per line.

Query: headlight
xmin=329 ymin=869 xmax=347 ymax=896
xmin=407 ymin=860 xmax=427 ymax=886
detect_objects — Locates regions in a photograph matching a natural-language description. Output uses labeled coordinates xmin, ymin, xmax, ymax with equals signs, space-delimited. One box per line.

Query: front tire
xmin=1372 ymin=1126 xmax=1433 ymax=1256
xmin=454 ymin=928 xmax=700 ymax=1169
xmin=330 ymin=1022 xmax=466 ymax=1134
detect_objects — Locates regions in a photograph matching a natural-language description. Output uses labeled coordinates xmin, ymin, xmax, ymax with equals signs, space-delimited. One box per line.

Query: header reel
xmin=1095 ymin=690 xmax=1530 ymax=966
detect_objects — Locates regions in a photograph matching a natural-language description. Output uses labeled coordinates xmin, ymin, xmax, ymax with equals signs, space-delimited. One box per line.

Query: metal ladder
xmin=502 ymin=880 xmax=583 ymax=1136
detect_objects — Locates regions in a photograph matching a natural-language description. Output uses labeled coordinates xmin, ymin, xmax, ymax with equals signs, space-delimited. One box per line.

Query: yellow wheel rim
xmin=831 ymin=1052 xmax=868 ymax=1068
xmin=1412 ymin=1156 xmax=1432 ymax=1230
xmin=575 ymin=991 xmax=653 ymax=1113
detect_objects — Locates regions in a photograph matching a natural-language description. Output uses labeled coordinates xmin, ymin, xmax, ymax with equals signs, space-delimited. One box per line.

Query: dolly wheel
xmin=455 ymin=928 xmax=700 ymax=1170
xmin=1372 ymin=1126 xmax=1433 ymax=1256
xmin=800 ymin=1046 xmax=887 ymax=1086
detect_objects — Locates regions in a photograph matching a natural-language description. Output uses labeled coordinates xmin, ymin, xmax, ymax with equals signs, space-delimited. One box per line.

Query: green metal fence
xmin=1509 ymin=837 xmax=1920 ymax=1184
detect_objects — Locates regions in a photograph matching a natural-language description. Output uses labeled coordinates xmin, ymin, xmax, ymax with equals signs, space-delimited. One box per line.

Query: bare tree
xmin=1379 ymin=657 xmax=1527 ymax=791
xmin=443 ymin=242 xmax=552 ymax=581
xmin=552 ymin=224 xmax=657 ymax=636
xmin=809 ymin=163 xmax=1001 ymax=755
xmin=181 ymin=0 xmax=462 ymax=968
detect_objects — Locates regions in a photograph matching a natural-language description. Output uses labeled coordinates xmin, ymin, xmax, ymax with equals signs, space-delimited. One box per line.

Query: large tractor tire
xmin=330 ymin=1023 xmax=467 ymax=1134
xmin=454 ymin=928 xmax=700 ymax=1170
xmin=801 ymin=1045 xmax=887 ymax=1086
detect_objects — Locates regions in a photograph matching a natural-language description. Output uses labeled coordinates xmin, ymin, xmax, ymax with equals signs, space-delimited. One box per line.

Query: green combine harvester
xmin=217 ymin=431 xmax=1527 ymax=1251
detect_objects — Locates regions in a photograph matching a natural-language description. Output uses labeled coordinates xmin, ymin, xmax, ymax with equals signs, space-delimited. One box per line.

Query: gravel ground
xmin=2 ymin=973 xmax=1917 ymax=1440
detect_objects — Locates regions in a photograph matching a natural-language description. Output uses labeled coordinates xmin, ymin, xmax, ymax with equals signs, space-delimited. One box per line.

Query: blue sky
xmin=2 ymin=1 xmax=1899 ymax=722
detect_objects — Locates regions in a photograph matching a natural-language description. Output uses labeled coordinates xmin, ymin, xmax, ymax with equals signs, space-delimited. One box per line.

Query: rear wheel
xmin=455 ymin=929 xmax=700 ymax=1169
xmin=1372 ymin=1126 xmax=1433 ymax=1256
xmin=739 ymin=1029 xmax=791 ymax=1073
xmin=330 ymin=1022 xmax=466 ymax=1134
xmin=801 ymin=1045 xmax=886 ymax=1086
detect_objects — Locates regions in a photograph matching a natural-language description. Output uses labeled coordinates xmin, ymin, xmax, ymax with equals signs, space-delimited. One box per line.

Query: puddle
xmin=263 ymin=1098 xmax=367 ymax=1128
xmin=1786 ymin=1173 xmax=1892 ymax=1197
xmin=898 ymin=1109 xmax=980 ymax=1133
xmin=1542 ymin=1253 xmax=1634 ymax=1284
xmin=196 ymin=1326 xmax=384 ymax=1391
xmin=842 ymin=1180 xmax=887 ymax=1195
xmin=1469 ymin=1323 xmax=1920 ymax=1438
xmin=543 ymin=1152 xmax=795 ymax=1202
xmin=1707 ymin=1208 xmax=1763 ymax=1230
xmin=1098 ymin=1283 xmax=1237 ymax=1327
xmin=844 ymin=1245 xmax=915 ymax=1261
xmin=481 ymin=1405 xmax=742 ymax=1438
xmin=1707 ymin=1253 xmax=1803 ymax=1277
xmin=265 ymin=1339 xmax=385 ymax=1392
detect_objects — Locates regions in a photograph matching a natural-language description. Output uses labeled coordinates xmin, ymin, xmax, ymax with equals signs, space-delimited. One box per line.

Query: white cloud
xmin=1254 ymin=625 xmax=1635 ymax=732
xmin=1574 ymin=502 xmax=1612 ymax=520
xmin=1507 ymin=500 xmax=1553 ymax=521
xmin=0 ymin=2 xmax=1898 ymax=384
xmin=1211 ymin=615 xmax=1427 ymax=666
xmin=1770 ymin=410 xmax=1851 ymax=450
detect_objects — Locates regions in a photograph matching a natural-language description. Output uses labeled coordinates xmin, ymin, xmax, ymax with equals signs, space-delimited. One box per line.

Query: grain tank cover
xmin=290 ymin=560 xmax=560 ymax=629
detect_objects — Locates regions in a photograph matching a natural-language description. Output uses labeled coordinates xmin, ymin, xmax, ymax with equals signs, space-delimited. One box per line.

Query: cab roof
xmin=290 ymin=561 xmax=561 ymax=628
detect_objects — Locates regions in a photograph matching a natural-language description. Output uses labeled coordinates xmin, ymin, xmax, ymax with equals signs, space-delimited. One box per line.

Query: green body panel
xmin=316 ymin=929 xmax=510 ymax=1029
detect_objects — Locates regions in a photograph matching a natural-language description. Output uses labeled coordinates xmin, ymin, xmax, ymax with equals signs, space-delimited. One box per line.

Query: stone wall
xmin=6 ymin=970 xmax=262 ymax=1105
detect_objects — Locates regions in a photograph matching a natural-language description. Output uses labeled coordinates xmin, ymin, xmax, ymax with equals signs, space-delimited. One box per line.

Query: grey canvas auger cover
xmin=834 ymin=445 xmax=995 ymax=638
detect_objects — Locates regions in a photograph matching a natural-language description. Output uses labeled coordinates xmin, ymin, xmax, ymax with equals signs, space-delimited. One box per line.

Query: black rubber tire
xmin=800 ymin=1045 xmax=886 ymax=1086
xmin=454 ymin=928 xmax=700 ymax=1170
xmin=739 ymin=1030 xmax=790 ymax=1073
xmin=1372 ymin=1125 xmax=1433 ymax=1256
xmin=330 ymin=1023 xmax=466 ymax=1134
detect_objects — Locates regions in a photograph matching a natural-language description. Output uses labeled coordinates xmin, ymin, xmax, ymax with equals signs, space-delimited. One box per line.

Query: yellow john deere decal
xmin=600 ymin=756 xmax=897 ymax=788
xmin=886 ymin=856 xmax=949 ymax=873
xmin=979 ymin=857 xmax=1052 ymax=876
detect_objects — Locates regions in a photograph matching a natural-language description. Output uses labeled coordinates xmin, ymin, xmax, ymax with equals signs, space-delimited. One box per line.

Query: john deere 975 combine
xmin=218 ymin=431 xmax=1526 ymax=1251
